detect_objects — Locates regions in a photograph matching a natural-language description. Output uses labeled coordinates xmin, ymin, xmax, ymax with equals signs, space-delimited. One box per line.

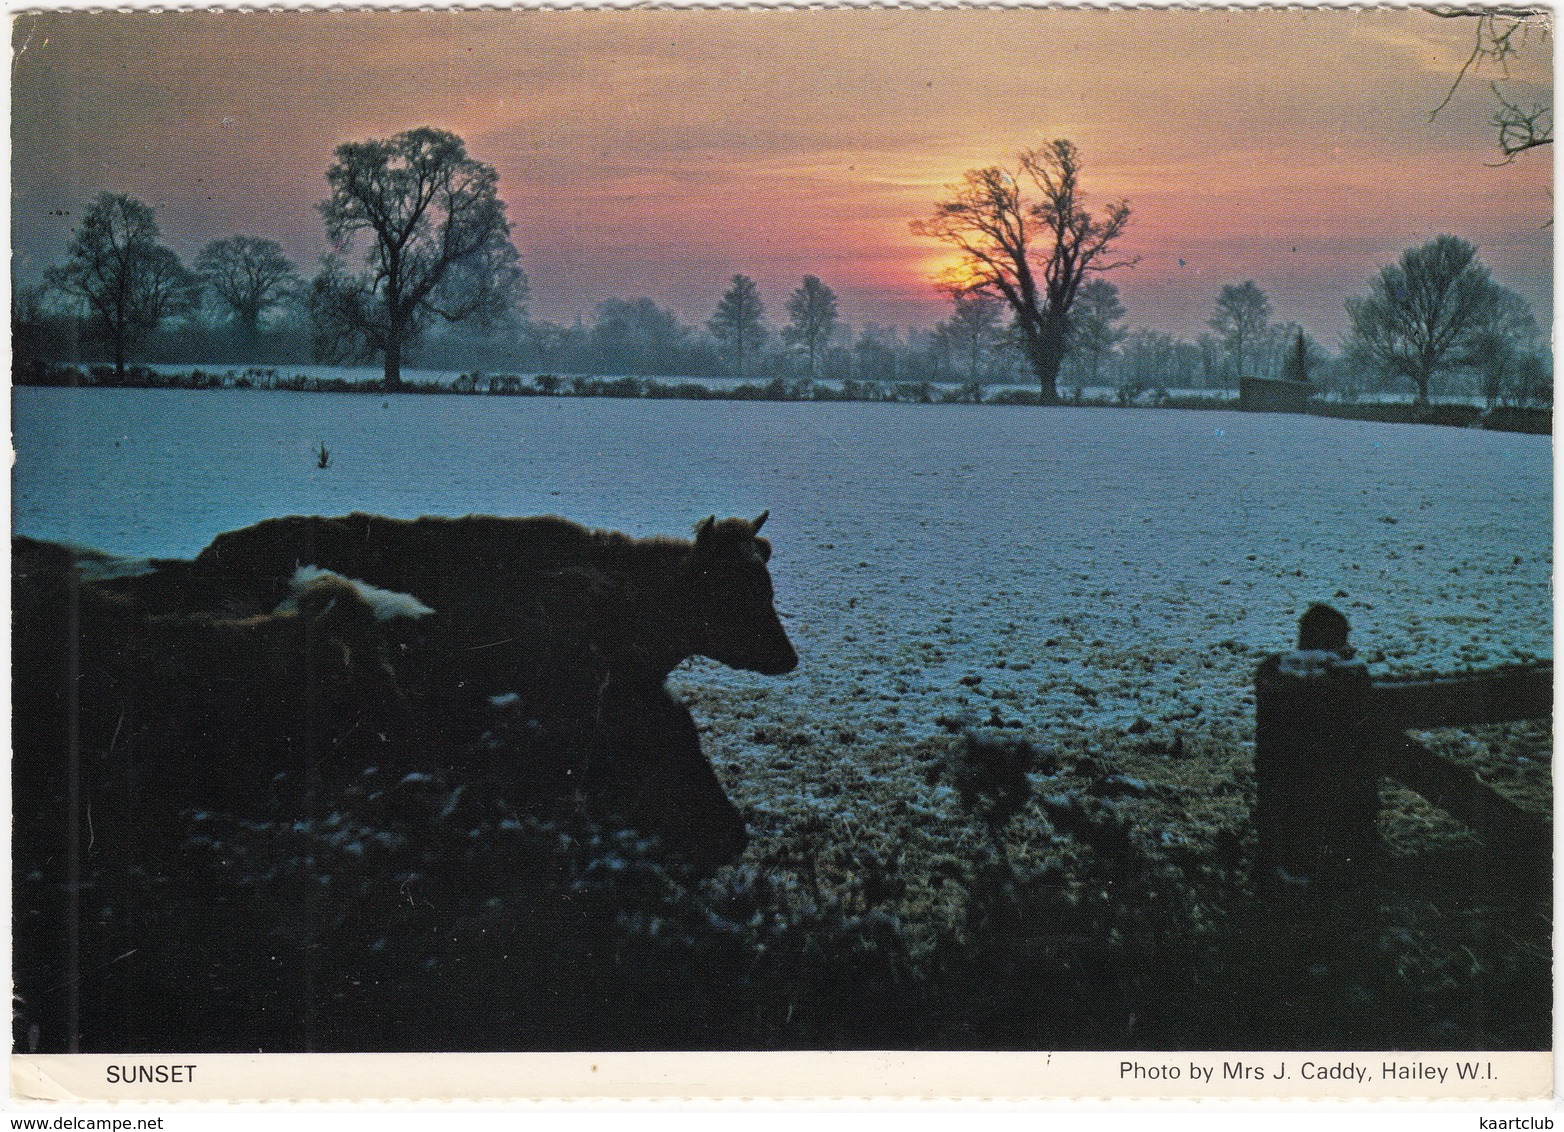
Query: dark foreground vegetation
xmin=15 ymin=634 xmax=1550 ymax=1052
xmin=12 ymin=512 xmax=1550 ymax=1055
xmin=13 ymin=360 xmax=1552 ymax=435
xmin=14 ymin=718 xmax=1551 ymax=1053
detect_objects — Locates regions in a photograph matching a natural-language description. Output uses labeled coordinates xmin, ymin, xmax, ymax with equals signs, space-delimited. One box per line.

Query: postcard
xmin=8 ymin=4 xmax=1553 ymax=1106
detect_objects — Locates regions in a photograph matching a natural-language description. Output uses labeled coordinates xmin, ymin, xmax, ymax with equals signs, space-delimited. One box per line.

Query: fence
xmin=1253 ymin=605 xmax=1551 ymax=879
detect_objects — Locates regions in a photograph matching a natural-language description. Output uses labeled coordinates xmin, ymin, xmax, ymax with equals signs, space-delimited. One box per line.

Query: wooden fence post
xmin=1254 ymin=604 xmax=1550 ymax=883
xmin=1253 ymin=611 xmax=1378 ymax=881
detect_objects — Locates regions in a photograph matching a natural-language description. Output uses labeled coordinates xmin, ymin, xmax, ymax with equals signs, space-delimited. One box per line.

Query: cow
xmin=82 ymin=511 xmax=798 ymax=866
xmin=109 ymin=511 xmax=796 ymax=684
xmin=13 ymin=536 xmax=421 ymax=835
xmin=13 ymin=536 xmax=434 ymax=1052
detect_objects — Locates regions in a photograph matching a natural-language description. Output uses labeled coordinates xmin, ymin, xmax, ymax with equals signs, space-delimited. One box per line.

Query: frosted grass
xmin=13 ymin=387 xmax=1551 ymax=740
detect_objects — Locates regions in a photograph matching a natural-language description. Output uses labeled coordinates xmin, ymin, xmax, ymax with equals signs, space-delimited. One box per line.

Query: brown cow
xmin=12 ymin=536 xmax=418 ymax=831
xmin=89 ymin=511 xmax=798 ymax=865
xmin=117 ymin=510 xmax=797 ymax=687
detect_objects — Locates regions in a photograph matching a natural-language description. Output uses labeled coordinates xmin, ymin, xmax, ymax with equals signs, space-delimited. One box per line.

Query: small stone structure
xmin=1239 ymin=376 xmax=1314 ymax=414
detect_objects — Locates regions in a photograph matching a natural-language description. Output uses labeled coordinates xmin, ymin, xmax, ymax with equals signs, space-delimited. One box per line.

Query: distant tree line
xmin=13 ymin=129 xmax=1551 ymax=410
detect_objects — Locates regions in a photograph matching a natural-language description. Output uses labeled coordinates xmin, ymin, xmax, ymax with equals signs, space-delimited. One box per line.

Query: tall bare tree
xmin=46 ymin=192 xmax=199 ymax=379
xmin=312 ymin=127 xmax=525 ymax=389
xmin=1344 ymin=235 xmax=1505 ymax=404
xmin=1065 ymin=278 xmax=1128 ymax=386
xmin=936 ymin=290 xmax=1005 ymax=387
xmin=911 ymin=140 xmax=1135 ymax=405
xmin=1467 ymin=286 xmax=1540 ymax=407
xmin=196 ymin=235 xmax=299 ymax=343
xmin=782 ymin=276 xmax=839 ymax=380
xmin=1208 ymin=281 xmax=1272 ymax=379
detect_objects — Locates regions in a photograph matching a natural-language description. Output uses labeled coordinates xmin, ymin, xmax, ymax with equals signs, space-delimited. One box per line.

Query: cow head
xmin=684 ymin=511 xmax=798 ymax=676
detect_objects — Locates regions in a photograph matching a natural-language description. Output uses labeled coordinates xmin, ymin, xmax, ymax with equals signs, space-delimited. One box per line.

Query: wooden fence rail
xmin=1253 ymin=605 xmax=1551 ymax=880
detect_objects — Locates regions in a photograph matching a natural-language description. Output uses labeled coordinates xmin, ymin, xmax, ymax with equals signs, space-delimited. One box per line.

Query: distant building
xmin=1239 ymin=376 xmax=1314 ymax=414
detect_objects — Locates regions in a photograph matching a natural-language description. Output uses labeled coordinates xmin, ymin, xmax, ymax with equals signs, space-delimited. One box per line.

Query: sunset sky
xmin=10 ymin=7 xmax=1554 ymax=343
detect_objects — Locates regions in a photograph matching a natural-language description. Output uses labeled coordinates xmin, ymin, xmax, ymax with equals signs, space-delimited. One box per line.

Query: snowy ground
xmin=14 ymin=388 xmax=1553 ymax=1025
xmin=15 ymin=387 xmax=1550 ymax=718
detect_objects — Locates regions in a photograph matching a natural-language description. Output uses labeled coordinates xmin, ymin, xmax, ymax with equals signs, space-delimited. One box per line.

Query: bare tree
xmin=1195 ymin=333 xmax=1225 ymax=389
xmin=782 ymin=276 xmax=839 ymax=380
xmin=1115 ymin=327 xmax=1186 ymax=400
xmin=1467 ymin=286 xmax=1539 ymax=406
xmin=849 ymin=326 xmax=896 ymax=385
xmin=313 ymin=127 xmax=526 ymax=389
xmin=12 ymin=282 xmax=57 ymax=363
xmin=519 ymin=320 xmax=568 ymax=371
xmin=1344 ymin=235 xmax=1505 ymax=404
xmin=708 ymin=275 xmax=768 ymax=379
xmin=1432 ymin=9 xmax=1552 ymax=164
xmin=1208 ymin=281 xmax=1272 ymax=379
xmin=196 ymin=236 xmax=299 ymax=343
xmin=1065 ymin=279 xmax=1128 ymax=386
xmin=936 ymin=290 xmax=1005 ymax=388
xmin=46 ymin=193 xmax=199 ymax=379
xmin=1508 ymin=349 xmax=1552 ymax=407
xmin=911 ymin=140 xmax=1135 ymax=405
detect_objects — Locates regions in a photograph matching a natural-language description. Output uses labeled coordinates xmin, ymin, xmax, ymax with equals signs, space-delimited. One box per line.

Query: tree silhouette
xmin=782 ymin=276 xmax=839 ymax=380
xmin=1432 ymin=10 xmax=1551 ymax=165
xmin=312 ymin=127 xmax=525 ymax=389
xmin=591 ymin=297 xmax=687 ymax=376
xmin=1465 ymin=287 xmax=1539 ymax=407
xmin=936 ymin=290 xmax=1005 ymax=387
xmin=1344 ymin=235 xmax=1505 ymax=404
xmin=195 ymin=236 xmax=299 ymax=344
xmin=1066 ymin=279 xmax=1128 ymax=386
xmin=46 ymin=193 xmax=199 ymax=379
xmin=911 ymin=140 xmax=1135 ymax=405
xmin=708 ymin=275 xmax=768 ymax=379
xmin=1208 ymin=281 xmax=1272 ymax=379
xmin=1279 ymin=327 xmax=1314 ymax=384
xmin=12 ymin=283 xmax=60 ymax=365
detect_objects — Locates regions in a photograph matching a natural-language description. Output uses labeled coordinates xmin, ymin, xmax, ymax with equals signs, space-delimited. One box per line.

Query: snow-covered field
xmin=13 ymin=385 xmax=1551 ymax=769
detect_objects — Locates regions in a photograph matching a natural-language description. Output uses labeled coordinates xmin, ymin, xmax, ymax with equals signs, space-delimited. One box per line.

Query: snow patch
xmin=73 ymin=550 xmax=158 ymax=582
xmin=1276 ymin=651 xmax=1369 ymax=678
xmin=280 ymin=565 xmax=434 ymax=621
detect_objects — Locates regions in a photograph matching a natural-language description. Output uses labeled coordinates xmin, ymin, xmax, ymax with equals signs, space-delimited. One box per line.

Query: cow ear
xmin=693 ymin=516 xmax=717 ymax=546
xmin=752 ymin=510 xmax=769 ymax=534
xmin=754 ymin=537 xmax=772 ymax=563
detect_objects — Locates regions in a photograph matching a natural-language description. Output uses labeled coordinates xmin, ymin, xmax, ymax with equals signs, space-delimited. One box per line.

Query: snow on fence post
xmin=1253 ymin=608 xmax=1379 ymax=882
xmin=1254 ymin=605 xmax=1551 ymax=883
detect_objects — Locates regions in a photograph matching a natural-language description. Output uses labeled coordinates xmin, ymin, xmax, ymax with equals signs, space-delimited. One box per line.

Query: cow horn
xmin=694 ymin=515 xmax=717 ymax=543
xmin=752 ymin=510 xmax=769 ymax=533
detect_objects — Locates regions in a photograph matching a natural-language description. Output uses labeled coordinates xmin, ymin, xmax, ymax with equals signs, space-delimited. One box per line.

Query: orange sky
xmin=10 ymin=7 xmax=1553 ymax=341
